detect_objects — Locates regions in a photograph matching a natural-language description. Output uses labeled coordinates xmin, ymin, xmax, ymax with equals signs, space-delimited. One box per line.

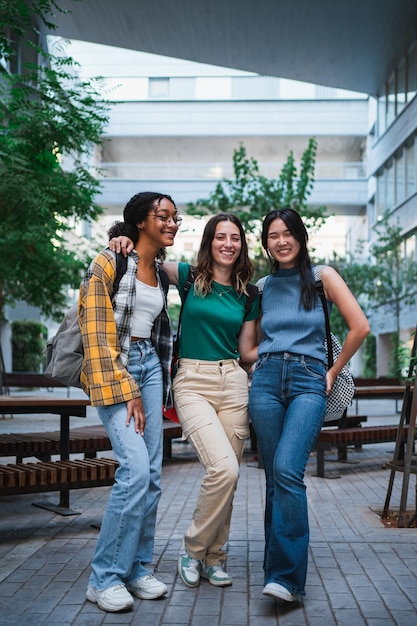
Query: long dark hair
xmin=261 ymin=208 xmax=317 ymax=309
xmin=193 ymin=213 xmax=254 ymax=296
xmin=108 ymin=191 xmax=177 ymax=260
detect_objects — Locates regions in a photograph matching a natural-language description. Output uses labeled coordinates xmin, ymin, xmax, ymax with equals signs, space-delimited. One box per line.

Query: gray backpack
xmin=44 ymin=252 xmax=127 ymax=388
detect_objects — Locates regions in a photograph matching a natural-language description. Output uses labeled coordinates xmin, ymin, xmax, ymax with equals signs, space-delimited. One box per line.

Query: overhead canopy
xmin=51 ymin=0 xmax=417 ymax=96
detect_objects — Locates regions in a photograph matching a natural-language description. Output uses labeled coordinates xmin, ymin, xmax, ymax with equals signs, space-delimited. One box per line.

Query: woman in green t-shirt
xmin=110 ymin=212 xmax=259 ymax=590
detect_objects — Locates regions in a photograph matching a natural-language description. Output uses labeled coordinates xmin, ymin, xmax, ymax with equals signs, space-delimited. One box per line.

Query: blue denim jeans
xmin=248 ymin=352 xmax=326 ymax=596
xmin=89 ymin=338 xmax=163 ymax=591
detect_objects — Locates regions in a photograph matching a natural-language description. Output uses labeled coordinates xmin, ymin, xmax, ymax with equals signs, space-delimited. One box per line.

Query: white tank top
xmin=131 ymin=279 xmax=164 ymax=338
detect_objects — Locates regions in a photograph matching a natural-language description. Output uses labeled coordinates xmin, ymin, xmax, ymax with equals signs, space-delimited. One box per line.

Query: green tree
xmin=187 ymin=139 xmax=327 ymax=236
xmin=366 ymin=213 xmax=417 ymax=377
xmin=326 ymin=213 xmax=417 ymax=378
xmin=11 ymin=319 xmax=47 ymax=372
xmin=320 ymin=242 xmax=372 ymax=338
xmin=0 ymin=0 xmax=109 ymax=321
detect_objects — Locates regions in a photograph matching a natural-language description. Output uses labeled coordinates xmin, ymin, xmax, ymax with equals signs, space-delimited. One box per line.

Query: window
xmin=395 ymin=150 xmax=405 ymax=205
xmin=407 ymin=43 xmax=417 ymax=102
xmin=397 ymin=60 xmax=406 ymax=114
xmin=386 ymin=74 xmax=396 ymax=128
xmin=405 ymin=234 xmax=417 ymax=261
xmin=376 ymin=171 xmax=386 ymax=217
xmin=386 ymin=164 xmax=394 ymax=211
xmin=196 ymin=77 xmax=231 ymax=99
xmin=406 ymin=141 xmax=416 ymax=197
xmin=148 ymin=77 xmax=170 ymax=98
xmin=377 ymin=93 xmax=386 ymax=136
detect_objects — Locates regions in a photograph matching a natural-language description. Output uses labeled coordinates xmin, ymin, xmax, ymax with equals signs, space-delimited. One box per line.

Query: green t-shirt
xmin=177 ymin=262 xmax=259 ymax=361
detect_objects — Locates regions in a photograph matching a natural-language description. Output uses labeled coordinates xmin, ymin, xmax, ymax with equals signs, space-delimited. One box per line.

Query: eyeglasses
xmin=153 ymin=213 xmax=183 ymax=226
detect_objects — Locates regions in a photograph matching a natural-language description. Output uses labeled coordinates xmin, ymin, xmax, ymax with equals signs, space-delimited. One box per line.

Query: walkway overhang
xmin=51 ymin=0 xmax=417 ymax=96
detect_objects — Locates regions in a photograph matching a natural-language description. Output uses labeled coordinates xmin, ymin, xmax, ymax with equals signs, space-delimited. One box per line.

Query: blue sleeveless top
xmin=257 ymin=267 xmax=328 ymax=365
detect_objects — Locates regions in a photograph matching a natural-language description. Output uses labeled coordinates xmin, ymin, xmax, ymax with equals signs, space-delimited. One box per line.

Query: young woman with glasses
xmin=80 ymin=191 xmax=180 ymax=612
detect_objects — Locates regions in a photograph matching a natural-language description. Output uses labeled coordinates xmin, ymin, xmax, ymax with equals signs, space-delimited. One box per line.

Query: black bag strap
xmin=172 ymin=266 xmax=194 ymax=361
xmin=315 ymin=279 xmax=334 ymax=367
xmin=244 ymin=283 xmax=259 ymax=320
xmin=158 ymin=267 xmax=170 ymax=296
xmin=112 ymin=252 xmax=128 ymax=298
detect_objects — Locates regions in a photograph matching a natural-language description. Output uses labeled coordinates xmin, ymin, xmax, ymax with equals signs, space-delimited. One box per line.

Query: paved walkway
xmin=0 ymin=394 xmax=416 ymax=625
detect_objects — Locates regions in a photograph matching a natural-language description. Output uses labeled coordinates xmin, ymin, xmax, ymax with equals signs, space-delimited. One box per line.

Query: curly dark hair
xmin=107 ymin=191 xmax=177 ymax=260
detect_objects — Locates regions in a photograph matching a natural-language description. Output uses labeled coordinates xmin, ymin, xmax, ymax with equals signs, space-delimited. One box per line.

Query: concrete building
xmin=59 ymin=39 xmax=368 ymax=264
xmin=48 ymin=0 xmax=417 ymax=375
xmin=1 ymin=0 xmax=417 ymax=376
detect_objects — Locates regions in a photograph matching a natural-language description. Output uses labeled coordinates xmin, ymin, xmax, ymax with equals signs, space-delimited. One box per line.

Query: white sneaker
xmin=201 ymin=565 xmax=232 ymax=587
xmin=262 ymin=582 xmax=295 ymax=602
xmin=86 ymin=583 xmax=134 ymax=612
xmin=178 ymin=548 xmax=201 ymax=587
xmin=127 ymin=574 xmax=168 ymax=599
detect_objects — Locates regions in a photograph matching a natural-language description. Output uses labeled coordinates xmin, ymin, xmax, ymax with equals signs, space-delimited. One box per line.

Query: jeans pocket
xmin=253 ymin=358 xmax=264 ymax=373
xmin=302 ymin=361 xmax=326 ymax=380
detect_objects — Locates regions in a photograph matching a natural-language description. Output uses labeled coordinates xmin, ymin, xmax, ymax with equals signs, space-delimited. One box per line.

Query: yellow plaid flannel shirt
xmin=78 ymin=249 xmax=173 ymax=407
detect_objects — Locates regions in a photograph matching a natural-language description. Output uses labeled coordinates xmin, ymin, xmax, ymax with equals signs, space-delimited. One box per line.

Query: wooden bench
xmin=353 ymin=377 xmax=404 ymax=414
xmin=162 ymin=420 xmax=183 ymax=459
xmin=0 ymin=422 xmax=183 ymax=463
xmin=0 ymin=457 xmax=119 ymax=497
xmin=0 ymin=424 xmax=112 ymax=463
xmin=314 ymin=424 xmax=411 ymax=478
xmin=0 ymin=420 xmax=184 ymax=514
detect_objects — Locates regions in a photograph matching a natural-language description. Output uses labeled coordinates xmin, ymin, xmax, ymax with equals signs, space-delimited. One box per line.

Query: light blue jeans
xmin=89 ymin=338 xmax=163 ymax=591
xmin=248 ymin=352 xmax=326 ymax=596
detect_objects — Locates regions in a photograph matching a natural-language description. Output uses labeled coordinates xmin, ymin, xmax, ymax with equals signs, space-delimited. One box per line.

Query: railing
xmin=95 ymin=161 xmax=367 ymax=181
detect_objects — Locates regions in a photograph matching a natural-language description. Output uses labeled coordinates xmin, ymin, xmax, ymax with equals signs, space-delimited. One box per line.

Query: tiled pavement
xmin=0 ymin=395 xmax=416 ymax=625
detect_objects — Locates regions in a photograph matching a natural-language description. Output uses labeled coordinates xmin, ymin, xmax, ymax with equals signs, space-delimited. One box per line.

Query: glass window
xmin=386 ymin=163 xmax=394 ymax=210
xmin=407 ymin=43 xmax=417 ymax=102
xmin=386 ymin=74 xmax=396 ymax=128
xmin=196 ymin=77 xmax=231 ymax=99
xmin=376 ymin=171 xmax=386 ymax=217
xmin=377 ymin=93 xmax=386 ymax=136
xmin=148 ymin=78 xmax=170 ymax=98
xmin=397 ymin=61 xmax=406 ymax=113
xmin=405 ymin=234 xmax=417 ymax=261
xmin=406 ymin=141 xmax=416 ymax=197
xmin=395 ymin=150 xmax=405 ymax=205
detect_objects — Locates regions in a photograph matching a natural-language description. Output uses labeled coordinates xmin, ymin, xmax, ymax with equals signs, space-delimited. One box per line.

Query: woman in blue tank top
xmin=245 ymin=209 xmax=370 ymax=604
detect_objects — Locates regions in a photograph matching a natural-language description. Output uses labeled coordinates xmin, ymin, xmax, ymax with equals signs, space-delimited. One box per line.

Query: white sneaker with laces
xmin=127 ymin=574 xmax=168 ymax=599
xmin=86 ymin=583 xmax=134 ymax=612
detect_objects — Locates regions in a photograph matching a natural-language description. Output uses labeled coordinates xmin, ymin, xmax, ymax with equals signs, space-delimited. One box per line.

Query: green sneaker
xmin=201 ymin=565 xmax=232 ymax=587
xmin=178 ymin=548 xmax=201 ymax=587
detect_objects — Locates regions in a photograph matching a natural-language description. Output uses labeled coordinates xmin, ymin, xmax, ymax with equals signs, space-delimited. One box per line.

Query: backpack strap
xmin=158 ymin=267 xmax=170 ymax=296
xmin=112 ymin=252 xmax=128 ymax=298
xmin=313 ymin=265 xmax=334 ymax=367
xmin=244 ymin=283 xmax=259 ymax=319
xmin=172 ymin=266 xmax=195 ymax=363
xmin=181 ymin=266 xmax=194 ymax=301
